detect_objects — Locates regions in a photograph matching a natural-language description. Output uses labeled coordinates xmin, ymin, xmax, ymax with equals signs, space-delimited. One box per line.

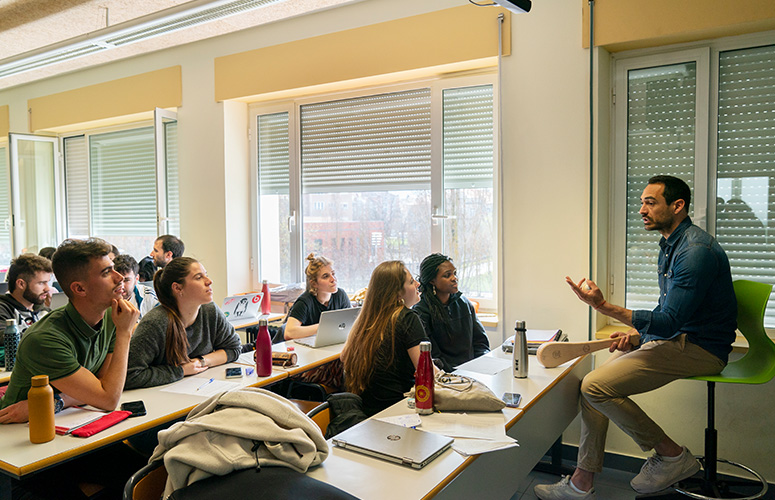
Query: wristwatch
xmin=54 ymin=394 xmax=64 ymax=414
xmin=198 ymin=356 xmax=208 ymax=367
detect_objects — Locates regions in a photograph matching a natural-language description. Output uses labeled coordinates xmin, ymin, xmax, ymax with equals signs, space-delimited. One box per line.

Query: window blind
xmin=165 ymin=121 xmax=180 ymax=236
xmin=63 ymin=136 xmax=90 ymax=238
xmin=442 ymin=85 xmax=494 ymax=189
xmin=716 ymin=44 xmax=775 ymax=325
xmin=258 ymin=112 xmax=290 ymax=195
xmin=89 ymin=127 xmax=157 ymax=236
xmin=0 ymin=147 xmax=11 ymax=262
xmin=625 ymin=63 xmax=697 ymax=311
xmin=300 ymin=88 xmax=431 ymax=193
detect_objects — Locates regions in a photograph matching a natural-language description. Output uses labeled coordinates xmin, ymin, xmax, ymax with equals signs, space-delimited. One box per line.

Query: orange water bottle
xmin=415 ymin=341 xmax=434 ymax=415
xmin=254 ymin=318 xmax=272 ymax=377
xmin=28 ymin=375 xmax=55 ymax=443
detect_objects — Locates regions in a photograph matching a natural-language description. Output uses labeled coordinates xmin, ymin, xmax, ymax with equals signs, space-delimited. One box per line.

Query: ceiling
xmin=0 ymin=0 xmax=357 ymax=90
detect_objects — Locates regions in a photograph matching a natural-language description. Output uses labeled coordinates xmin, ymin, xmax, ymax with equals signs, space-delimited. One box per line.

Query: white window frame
xmin=249 ymin=72 xmax=500 ymax=310
xmin=610 ymin=30 xmax=775 ymax=324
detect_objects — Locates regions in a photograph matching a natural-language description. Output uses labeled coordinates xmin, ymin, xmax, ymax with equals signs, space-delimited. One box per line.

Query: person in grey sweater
xmin=125 ymin=257 xmax=241 ymax=389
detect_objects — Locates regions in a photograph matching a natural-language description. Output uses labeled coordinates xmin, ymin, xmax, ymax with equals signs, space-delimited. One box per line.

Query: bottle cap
xmin=419 ymin=340 xmax=431 ymax=352
xmin=31 ymin=375 xmax=49 ymax=387
xmin=258 ymin=318 xmax=268 ymax=327
xmin=262 ymin=280 xmax=268 ymax=284
xmin=6 ymin=319 xmax=15 ymax=326
xmin=515 ymin=320 xmax=526 ymax=330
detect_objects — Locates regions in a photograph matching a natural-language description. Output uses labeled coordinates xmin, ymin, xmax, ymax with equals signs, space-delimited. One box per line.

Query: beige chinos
xmin=576 ymin=334 xmax=725 ymax=473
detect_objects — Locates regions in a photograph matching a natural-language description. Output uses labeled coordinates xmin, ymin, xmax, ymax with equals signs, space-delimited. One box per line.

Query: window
xmin=62 ymin=116 xmax=179 ymax=260
xmin=614 ymin=38 xmax=775 ymax=326
xmin=0 ymin=145 xmax=11 ymax=266
xmin=252 ymin=76 xmax=497 ymax=305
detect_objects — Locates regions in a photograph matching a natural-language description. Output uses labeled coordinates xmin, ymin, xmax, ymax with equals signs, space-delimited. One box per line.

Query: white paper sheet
xmin=454 ymin=355 xmax=512 ymax=375
xmin=418 ymin=412 xmax=508 ymax=440
xmin=452 ymin=438 xmax=519 ymax=456
xmin=377 ymin=413 xmax=423 ymax=428
xmin=160 ymin=377 xmax=241 ymax=397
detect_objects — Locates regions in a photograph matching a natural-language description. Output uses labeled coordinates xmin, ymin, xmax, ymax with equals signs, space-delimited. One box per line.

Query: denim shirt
xmin=631 ymin=217 xmax=737 ymax=363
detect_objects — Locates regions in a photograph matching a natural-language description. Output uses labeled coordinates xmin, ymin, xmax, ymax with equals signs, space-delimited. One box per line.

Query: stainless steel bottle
xmin=513 ymin=320 xmax=528 ymax=378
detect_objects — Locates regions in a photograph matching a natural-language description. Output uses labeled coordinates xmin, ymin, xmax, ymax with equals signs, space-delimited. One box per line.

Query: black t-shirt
xmin=360 ymin=308 xmax=428 ymax=416
xmin=288 ymin=288 xmax=350 ymax=326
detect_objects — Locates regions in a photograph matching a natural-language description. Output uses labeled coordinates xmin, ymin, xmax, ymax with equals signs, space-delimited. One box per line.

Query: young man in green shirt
xmin=0 ymin=238 xmax=139 ymax=423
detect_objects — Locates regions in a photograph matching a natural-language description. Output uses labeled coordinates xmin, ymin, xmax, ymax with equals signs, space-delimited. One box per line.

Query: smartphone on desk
xmin=225 ymin=367 xmax=243 ymax=378
xmin=120 ymin=400 xmax=147 ymax=418
xmin=502 ymin=392 xmax=522 ymax=408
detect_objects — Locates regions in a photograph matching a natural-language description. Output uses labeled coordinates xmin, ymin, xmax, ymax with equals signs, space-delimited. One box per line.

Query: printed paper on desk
xmin=455 ymin=355 xmax=512 ymax=375
xmin=419 ymin=412 xmax=508 ymax=441
xmin=452 ymin=437 xmax=519 ymax=457
xmin=161 ymin=377 xmax=241 ymax=397
xmin=54 ymin=407 xmax=106 ymax=435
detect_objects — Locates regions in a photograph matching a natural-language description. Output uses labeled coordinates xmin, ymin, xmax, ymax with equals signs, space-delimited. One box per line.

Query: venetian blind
xmin=63 ymin=136 xmax=90 ymax=238
xmin=0 ymin=147 xmax=10 ymax=261
xmin=716 ymin=44 xmax=775 ymax=326
xmin=257 ymin=112 xmax=290 ymax=195
xmin=300 ymin=88 xmax=432 ymax=193
xmin=624 ymin=62 xmax=697 ymax=311
xmin=442 ymin=85 xmax=494 ymax=189
xmin=165 ymin=121 xmax=180 ymax=236
xmin=89 ymin=127 xmax=157 ymax=235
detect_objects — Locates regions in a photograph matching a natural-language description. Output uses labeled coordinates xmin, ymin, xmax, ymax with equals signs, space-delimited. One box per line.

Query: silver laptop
xmin=332 ymin=419 xmax=453 ymax=469
xmin=294 ymin=307 xmax=361 ymax=348
xmin=221 ymin=293 xmax=262 ymax=321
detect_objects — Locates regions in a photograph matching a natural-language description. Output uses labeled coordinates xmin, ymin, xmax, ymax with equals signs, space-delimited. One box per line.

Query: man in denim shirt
xmin=536 ymin=176 xmax=736 ymax=500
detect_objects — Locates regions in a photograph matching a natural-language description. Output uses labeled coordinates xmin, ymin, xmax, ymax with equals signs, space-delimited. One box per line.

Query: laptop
xmin=294 ymin=307 xmax=361 ymax=348
xmin=332 ymin=419 xmax=453 ymax=469
xmin=221 ymin=293 xmax=263 ymax=321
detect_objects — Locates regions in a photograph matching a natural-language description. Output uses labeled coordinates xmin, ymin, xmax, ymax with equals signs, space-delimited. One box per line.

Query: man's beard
xmin=22 ymin=287 xmax=45 ymax=306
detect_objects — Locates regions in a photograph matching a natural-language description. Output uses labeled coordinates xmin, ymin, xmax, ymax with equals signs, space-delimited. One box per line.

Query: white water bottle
xmin=513 ymin=320 xmax=528 ymax=378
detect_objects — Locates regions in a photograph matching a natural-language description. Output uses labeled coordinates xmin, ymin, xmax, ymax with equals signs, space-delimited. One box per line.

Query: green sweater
xmin=125 ymin=302 xmax=242 ymax=389
xmin=0 ymin=302 xmax=115 ymax=408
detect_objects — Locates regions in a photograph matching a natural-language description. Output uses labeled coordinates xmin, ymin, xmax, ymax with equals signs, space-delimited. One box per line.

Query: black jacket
xmin=413 ymin=292 xmax=490 ymax=372
xmin=0 ymin=293 xmax=43 ymax=333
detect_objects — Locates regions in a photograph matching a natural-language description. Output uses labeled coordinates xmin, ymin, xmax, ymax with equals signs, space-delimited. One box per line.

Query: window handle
xmin=431 ymin=207 xmax=456 ymax=226
xmin=287 ymin=210 xmax=297 ymax=232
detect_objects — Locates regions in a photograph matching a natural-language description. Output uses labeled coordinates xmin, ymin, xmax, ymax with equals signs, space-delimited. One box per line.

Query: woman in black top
xmin=412 ymin=253 xmax=489 ymax=372
xmin=284 ymin=253 xmax=350 ymax=340
xmin=342 ymin=260 xmax=428 ymax=416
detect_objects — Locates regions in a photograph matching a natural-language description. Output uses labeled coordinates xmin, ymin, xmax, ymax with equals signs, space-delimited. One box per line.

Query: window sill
xmin=595 ymin=325 xmax=749 ymax=353
xmin=478 ymin=312 xmax=498 ymax=328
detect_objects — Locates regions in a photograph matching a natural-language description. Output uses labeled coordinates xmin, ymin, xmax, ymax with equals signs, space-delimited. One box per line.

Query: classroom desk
xmin=307 ymin=350 xmax=593 ymax=500
xmin=0 ymin=341 xmax=343 ymax=498
xmin=228 ymin=312 xmax=285 ymax=330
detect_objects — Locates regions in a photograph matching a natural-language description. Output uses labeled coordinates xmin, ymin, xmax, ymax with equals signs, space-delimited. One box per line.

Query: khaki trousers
xmin=576 ymin=334 xmax=725 ymax=473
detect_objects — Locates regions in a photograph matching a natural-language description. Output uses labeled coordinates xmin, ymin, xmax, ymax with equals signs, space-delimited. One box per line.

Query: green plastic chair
xmin=649 ymin=280 xmax=775 ymax=500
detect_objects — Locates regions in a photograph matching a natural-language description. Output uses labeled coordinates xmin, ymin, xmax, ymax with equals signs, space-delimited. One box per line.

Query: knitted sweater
xmin=125 ymin=302 xmax=241 ymax=389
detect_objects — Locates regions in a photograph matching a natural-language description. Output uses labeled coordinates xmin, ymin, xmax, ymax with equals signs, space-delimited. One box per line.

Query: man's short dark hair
xmin=38 ymin=247 xmax=56 ymax=260
xmin=52 ymin=238 xmax=112 ymax=298
xmin=156 ymin=235 xmax=185 ymax=259
xmin=7 ymin=254 xmax=53 ymax=293
xmin=113 ymin=254 xmax=139 ymax=276
xmin=648 ymin=175 xmax=691 ymax=210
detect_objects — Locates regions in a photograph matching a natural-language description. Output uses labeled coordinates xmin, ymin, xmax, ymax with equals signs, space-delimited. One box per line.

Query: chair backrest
xmin=732 ymin=279 xmax=775 ymax=383
xmin=124 ymin=460 xmax=167 ymax=500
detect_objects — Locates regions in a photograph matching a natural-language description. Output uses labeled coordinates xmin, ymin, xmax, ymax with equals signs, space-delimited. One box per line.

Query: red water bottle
xmin=415 ymin=341 xmax=434 ymax=415
xmin=254 ymin=318 xmax=272 ymax=377
xmin=261 ymin=280 xmax=271 ymax=315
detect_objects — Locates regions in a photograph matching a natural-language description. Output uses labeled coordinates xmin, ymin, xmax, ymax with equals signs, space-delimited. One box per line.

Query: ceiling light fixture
xmin=0 ymin=0 xmax=289 ymax=79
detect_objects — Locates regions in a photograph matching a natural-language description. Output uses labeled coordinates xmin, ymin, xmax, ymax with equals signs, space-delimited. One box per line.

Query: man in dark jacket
xmin=0 ymin=253 xmax=53 ymax=331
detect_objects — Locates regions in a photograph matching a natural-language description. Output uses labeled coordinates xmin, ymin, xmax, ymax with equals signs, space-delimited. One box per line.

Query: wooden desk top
xmin=0 ymin=341 xmax=344 ymax=480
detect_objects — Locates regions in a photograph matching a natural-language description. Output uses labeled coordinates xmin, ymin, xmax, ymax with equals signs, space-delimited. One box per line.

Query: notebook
xmin=221 ymin=293 xmax=263 ymax=321
xmin=294 ymin=307 xmax=361 ymax=348
xmin=332 ymin=419 xmax=453 ymax=469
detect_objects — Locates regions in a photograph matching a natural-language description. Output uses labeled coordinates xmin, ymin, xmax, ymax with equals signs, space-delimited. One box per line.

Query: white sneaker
xmin=534 ymin=476 xmax=596 ymax=500
xmin=630 ymin=446 xmax=701 ymax=494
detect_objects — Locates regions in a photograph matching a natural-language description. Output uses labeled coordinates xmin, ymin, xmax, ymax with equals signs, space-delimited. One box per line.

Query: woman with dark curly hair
xmin=412 ymin=253 xmax=489 ymax=372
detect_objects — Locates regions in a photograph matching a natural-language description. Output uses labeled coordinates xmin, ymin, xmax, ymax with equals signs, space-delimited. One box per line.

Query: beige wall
xmin=0 ymin=0 xmax=773 ymax=482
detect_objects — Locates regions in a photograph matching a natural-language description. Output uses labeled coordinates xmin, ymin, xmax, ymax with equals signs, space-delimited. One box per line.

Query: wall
xmin=0 ymin=0 xmax=772 ymax=482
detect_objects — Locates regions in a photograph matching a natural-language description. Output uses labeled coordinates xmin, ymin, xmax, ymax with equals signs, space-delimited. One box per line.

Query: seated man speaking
xmin=535 ymin=175 xmax=737 ymax=499
xmin=0 ymin=238 xmax=139 ymax=423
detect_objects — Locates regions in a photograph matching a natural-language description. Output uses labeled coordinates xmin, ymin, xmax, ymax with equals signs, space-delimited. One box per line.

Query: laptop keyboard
xmin=294 ymin=335 xmax=317 ymax=347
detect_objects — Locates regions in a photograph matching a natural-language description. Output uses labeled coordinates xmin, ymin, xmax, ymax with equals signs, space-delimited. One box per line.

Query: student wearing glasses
xmin=125 ymin=257 xmax=241 ymax=389
xmin=413 ymin=253 xmax=489 ymax=372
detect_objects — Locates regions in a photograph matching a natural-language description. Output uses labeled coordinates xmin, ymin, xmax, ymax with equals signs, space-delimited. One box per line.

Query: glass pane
xmin=443 ymin=85 xmax=495 ymax=300
xmin=165 ymin=121 xmax=180 ymax=236
xmin=89 ymin=127 xmax=156 ymax=260
xmin=625 ymin=62 xmax=697 ymax=311
xmin=64 ymin=136 xmax=90 ymax=238
xmin=302 ymin=191 xmax=431 ymax=290
xmin=258 ymin=112 xmax=291 ymax=284
xmin=0 ymin=146 xmax=11 ymax=267
xmin=16 ymin=139 xmax=57 ymax=254
xmin=716 ymin=44 xmax=775 ymax=327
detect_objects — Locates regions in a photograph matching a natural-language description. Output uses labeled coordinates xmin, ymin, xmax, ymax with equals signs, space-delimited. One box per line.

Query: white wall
xmin=1 ymin=0 xmax=772 ymax=482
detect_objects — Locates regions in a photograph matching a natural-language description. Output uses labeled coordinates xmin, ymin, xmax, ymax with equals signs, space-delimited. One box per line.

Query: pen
xmin=196 ymin=378 xmax=215 ymax=391
xmin=245 ymin=368 xmax=255 ymax=376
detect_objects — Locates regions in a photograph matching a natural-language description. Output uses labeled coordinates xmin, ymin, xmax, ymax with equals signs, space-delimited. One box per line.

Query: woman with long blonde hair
xmin=341 ymin=260 xmax=427 ymax=415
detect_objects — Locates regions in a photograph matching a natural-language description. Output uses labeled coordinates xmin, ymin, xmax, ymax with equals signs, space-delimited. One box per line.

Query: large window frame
xmin=249 ymin=73 xmax=500 ymax=310
xmin=611 ymin=31 xmax=775 ymax=329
